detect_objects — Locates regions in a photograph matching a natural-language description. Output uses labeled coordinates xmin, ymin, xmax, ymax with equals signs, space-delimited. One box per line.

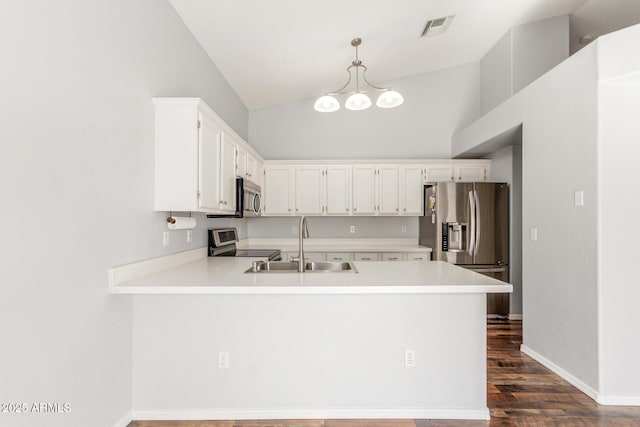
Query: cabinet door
xmin=455 ymin=165 xmax=487 ymax=182
xmin=424 ymin=165 xmax=454 ymax=182
xmin=219 ymin=134 xmax=237 ymax=212
xmin=263 ymin=166 xmax=294 ymax=215
xmin=246 ymin=154 xmax=258 ymax=183
xmin=352 ymin=165 xmax=376 ymax=215
xmin=236 ymin=145 xmax=248 ymax=179
xmin=295 ymin=165 xmax=324 ymax=215
xmin=400 ymin=165 xmax=423 ymax=215
xmin=377 ymin=165 xmax=399 ymax=214
xmin=326 ymin=165 xmax=351 ymax=215
xmin=197 ymin=113 xmax=222 ymax=211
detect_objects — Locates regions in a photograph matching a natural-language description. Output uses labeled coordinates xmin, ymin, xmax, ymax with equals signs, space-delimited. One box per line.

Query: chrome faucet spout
xmin=295 ymin=216 xmax=309 ymax=272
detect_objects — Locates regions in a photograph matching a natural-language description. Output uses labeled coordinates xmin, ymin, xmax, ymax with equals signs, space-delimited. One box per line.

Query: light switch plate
xmin=530 ymin=228 xmax=538 ymax=242
xmin=574 ymin=190 xmax=584 ymax=207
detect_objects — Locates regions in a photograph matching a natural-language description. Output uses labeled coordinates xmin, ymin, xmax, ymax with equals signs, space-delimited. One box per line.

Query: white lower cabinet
xmin=353 ymin=253 xmax=381 ymax=261
xmin=325 ymin=252 xmax=352 ymax=262
xmin=407 ymin=253 xmax=430 ymax=261
xmin=382 ymin=253 xmax=407 ymax=261
xmin=280 ymin=251 xmax=428 ymax=262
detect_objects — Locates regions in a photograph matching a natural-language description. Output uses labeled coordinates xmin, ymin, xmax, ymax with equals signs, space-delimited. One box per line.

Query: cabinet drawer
xmin=382 ymin=253 xmax=406 ymax=261
xmin=304 ymin=252 xmax=326 ymax=262
xmin=325 ymin=252 xmax=352 ymax=262
xmin=406 ymin=253 xmax=430 ymax=261
xmin=353 ymin=253 xmax=380 ymax=261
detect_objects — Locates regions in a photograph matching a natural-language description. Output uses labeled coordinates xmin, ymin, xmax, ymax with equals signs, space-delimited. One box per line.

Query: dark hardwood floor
xmin=129 ymin=319 xmax=640 ymax=427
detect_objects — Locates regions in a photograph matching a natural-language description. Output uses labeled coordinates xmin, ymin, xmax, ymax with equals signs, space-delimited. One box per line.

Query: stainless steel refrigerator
xmin=419 ymin=182 xmax=510 ymax=316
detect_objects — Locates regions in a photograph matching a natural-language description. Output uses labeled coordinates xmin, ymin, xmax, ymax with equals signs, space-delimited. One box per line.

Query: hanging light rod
xmin=314 ymin=38 xmax=404 ymax=112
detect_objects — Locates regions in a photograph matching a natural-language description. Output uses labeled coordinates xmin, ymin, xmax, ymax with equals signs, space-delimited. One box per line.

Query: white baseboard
xmin=596 ymin=395 xmax=640 ymax=406
xmin=520 ymin=344 xmax=599 ymax=401
xmin=112 ymin=411 xmax=133 ymax=427
xmin=133 ymin=407 xmax=490 ymax=421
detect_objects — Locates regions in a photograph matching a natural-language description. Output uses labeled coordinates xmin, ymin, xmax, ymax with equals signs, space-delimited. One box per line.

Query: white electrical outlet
xmin=163 ymin=231 xmax=170 ymax=246
xmin=401 ymin=225 xmax=407 ymax=233
xmin=218 ymin=351 xmax=230 ymax=369
xmin=349 ymin=225 xmax=355 ymax=234
xmin=186 ymin=230 xmax=193 ymax=243
xmin=574 ymin=190 xmax=584 ymax=207
xmin=530 ymin=228 xmax=538 ymax=242
xmin=405 ymin=349 xmax=416 ymax=368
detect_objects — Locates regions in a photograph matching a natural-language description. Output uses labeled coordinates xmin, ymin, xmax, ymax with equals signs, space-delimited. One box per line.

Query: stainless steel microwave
xmin=207 ymin=177 xmax=261 ymax=218
xmin=239 ymin=178 xmax=261 ymax=217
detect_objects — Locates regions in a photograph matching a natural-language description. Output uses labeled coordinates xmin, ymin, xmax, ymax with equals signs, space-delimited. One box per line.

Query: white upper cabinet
xmin=455 ymin=164 xmax=488 ymax=182
xmin=326 ymin=165 xmax=351 ymax=215
xmin=352 ymin=165 xmax=377 ymax=215
xmin=154 ymin=98 xmax=239 ymax=214
xmin=400 ymin=165 xmax=423 ymax=215
xmin=197 ymin=113 xmax=223 ymax=211
xmin=236 ymin=145 xmax=248 ymax=179
xmin=219 ymin=133 xmax=237 ymax=213
xmin=236 ymin=141 xmax=260 ymax=185
xmin=246 ymin=154 xmax=258 ymax=184
xmin=295 ymin=165 xmax=324 ymax=215
xmin=424 ymin=165 xmax=455 ymax=183
xmin=377 ymin=165 xmax=399 ymax=214
xmin=263 ymin=165 xmax=294 ymax=215
xmin=424 ymin=163 xmax=490 ymax=183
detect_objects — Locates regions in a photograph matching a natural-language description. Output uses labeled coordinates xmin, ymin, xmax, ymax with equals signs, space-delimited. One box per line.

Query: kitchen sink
xmin=245 ymin=260 xmax=358 ymax=273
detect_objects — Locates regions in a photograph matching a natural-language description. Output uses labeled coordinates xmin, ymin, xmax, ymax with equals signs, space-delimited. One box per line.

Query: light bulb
xmin=345 ymin=93 xmax=372 ymax=111
xmin=314 ymin=95 xmax=340 ymax=112
xmin=376 ymin=90 xmax=404 ymax=108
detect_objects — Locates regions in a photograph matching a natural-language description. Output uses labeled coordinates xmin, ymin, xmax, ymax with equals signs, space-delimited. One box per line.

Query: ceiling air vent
xmin=420 ymin=15 xmax=455 ymax=37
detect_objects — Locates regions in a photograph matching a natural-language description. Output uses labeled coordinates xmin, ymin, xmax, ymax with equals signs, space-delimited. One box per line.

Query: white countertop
xmin=237 ymin=237 xmax=432 ymax=253
xmin=109 ymin=255 xmax=512 ymax=295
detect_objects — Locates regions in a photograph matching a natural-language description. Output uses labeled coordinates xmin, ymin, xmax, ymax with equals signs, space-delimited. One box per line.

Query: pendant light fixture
xmin=314 ymin=38 xmax=404 ymax=112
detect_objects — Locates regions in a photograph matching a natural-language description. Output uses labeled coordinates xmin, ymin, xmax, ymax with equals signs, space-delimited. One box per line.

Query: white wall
xmin=488 ymin=145 xmax=523 ymax=315
xmin=479 ymin=16 xmax=569 ymax=116
xmin=249 ymin=63 xmax=481 ymax=160
xmin=480 ymin=32 xmax=512 ymax=114
xmin=597 ymin=27 xmax=640 ymax=402
xmin=512 ymin=15 xmax=570 ymax=93
xmin=521 ymin=42 xmax=599 ymax=392
xmin=0 ymin=1 xmax=248 ymax=426
xmin=132 ymin=293 xmax=488 ymax=418
xmin=248 ymin=216 xmax=418 ymax=239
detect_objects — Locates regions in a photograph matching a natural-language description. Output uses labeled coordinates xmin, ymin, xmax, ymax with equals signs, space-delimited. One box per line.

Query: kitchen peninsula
xmin=110 ymin=249 xmax=511 ymax=422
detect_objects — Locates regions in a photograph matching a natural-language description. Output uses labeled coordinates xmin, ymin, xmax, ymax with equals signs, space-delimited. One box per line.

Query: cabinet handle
xmin=345 ymin=208 xmax=349 ymax=212
xmin=388 ymin=257 xmax=398 ymax=260
xmin=296 ymin=208 xmax=299 ymax=212
xmin=332 ymin=257 xmax=342 ymax=260
xmin=396 ymin=208 xmax=399 ymax=212
xmin=451 ymin=177 xmax=454 ymax=181
xmin=403 ymin=208 xmax=406 ymax=212
xmin=353 ymin=208 xmax=357 ymax=212
xmin=362 ymin=257 xmax=371 ymax=260
xmin=288 ymin=208 xmax=291 ymax=212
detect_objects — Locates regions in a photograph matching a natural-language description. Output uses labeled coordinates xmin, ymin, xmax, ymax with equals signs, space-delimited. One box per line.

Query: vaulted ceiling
xmin=169 ymin=0 xmax=640 ymax=110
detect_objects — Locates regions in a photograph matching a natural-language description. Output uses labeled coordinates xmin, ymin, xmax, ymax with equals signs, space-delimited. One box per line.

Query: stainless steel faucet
xmin=292 ymin=216 xmax=309 ymax=272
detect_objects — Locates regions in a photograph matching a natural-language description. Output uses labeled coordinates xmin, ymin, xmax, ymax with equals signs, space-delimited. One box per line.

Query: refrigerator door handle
xmin=468 ymin=190 xmax=476 ymax=256
xmin=474 ymin=190 xmax=481 ymax=256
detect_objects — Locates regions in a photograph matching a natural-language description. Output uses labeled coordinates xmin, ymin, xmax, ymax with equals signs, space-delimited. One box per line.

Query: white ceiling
xmin=169 ymin=0 xmax=640 ymax=111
